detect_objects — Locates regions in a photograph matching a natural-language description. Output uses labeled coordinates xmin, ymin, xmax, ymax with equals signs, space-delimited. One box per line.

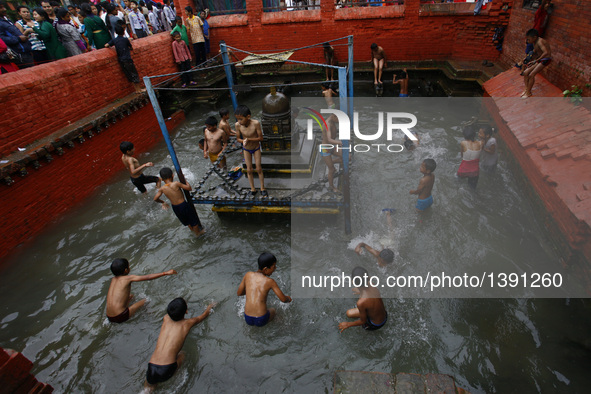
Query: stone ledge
xmin=334 ymin=5 xmax=404 ymax=20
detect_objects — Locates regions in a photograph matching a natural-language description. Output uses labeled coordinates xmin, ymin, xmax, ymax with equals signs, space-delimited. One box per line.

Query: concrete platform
xmin=333 ymin=370 xmax=469 ymax=394
xmin=483 ymin=68 xmax=591 ymax=265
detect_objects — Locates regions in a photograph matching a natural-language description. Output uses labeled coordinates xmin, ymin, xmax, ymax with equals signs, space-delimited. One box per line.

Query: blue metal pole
xmin=143 ymin=76 xmax=204 ymax=230
xmin=220 ymin=41 xmax=239 ymax=111
xmin=338 ymin=66 xmax=351 ymax=235
xmin=347 ymin=35 xmax=354 ymax=121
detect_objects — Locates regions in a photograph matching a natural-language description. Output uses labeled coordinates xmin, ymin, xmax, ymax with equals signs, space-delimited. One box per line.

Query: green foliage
xmin=563 ymin=85 xmax=584 ymax=105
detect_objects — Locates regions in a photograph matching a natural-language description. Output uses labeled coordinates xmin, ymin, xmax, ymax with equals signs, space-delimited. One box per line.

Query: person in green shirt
xmin=81 ymin=3 xmax=111 ymax=49
xmin=31 ymin=8 xmax=67 ymax=60
xmin=170 ymin=16 xmax=189 ymax=48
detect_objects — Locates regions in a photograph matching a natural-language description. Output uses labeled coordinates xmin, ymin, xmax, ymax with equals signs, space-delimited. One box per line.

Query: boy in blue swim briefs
xmin=235 ymin=105 xmax=268 ymax=198
xmin=338 ymin=266 xmax=387 ymax=333
xmin=145 ymin=298 xmax=215 ymax=390
xmin=393 ymin=68 xmax=409 ymax=97
xmin=237 ymin=252 xmax=292 ymax=327
xmin=154 ymin=167 xmax=205 ymax=237
xmin=409 ymin=159 xmax=436 ymax=212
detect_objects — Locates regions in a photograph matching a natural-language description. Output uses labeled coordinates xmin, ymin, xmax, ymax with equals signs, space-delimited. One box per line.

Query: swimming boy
xmin=106 ymin=258 xmax=177 ymax=323
xmin=203 ymin=116 xmax=228 ymax=170
xmin=370 ymin=43 xmax=387 ymax=85
xmin=338 ymin=266 xmax=387 ymax=333
xmin=355 ymin=243 xmax=394 ymax=268
xmin=522 ymin=28 xmax=552 ymax=98
xmin=120 ymin=141 xmax=161 ymax=194
xmin=237 ymin=252 xmax=292 ymax=327
xmin=321 ymin=82 xmax=336 ymax=109
xmin=409 ymin=158 xmax=436 ymax=212
xmin=234 ymin=105 xmax=267 ymax=198
xmin=145 ymin=298 xmax=215 ymax=389
xmin=154 ymin=167 xmax=205 ymax=237
xmin=321 ymin=114 xmax=343 ymax=192
xmin=393 ymin=68 xmax=409 ymax=97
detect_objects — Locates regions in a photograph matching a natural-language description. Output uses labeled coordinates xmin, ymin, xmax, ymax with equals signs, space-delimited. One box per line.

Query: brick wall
xmin=178 ymin=0 xmax=513 ymax=67
xmin=0 ymin=347 xmax=53 ymax=393
xmin=0 ymin=32 xmax=177 ymax=157
xmin=0 ymin=108 xmax=185 ymax=260
xmin=500 ymin=0 xmax=591 ymax=94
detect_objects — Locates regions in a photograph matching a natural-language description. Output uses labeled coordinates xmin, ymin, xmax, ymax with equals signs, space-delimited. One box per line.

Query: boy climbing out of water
xmin=237 ymin=252 xmax=292 ymax=327
xmin=322 ymin=82 xmax=337 ymax=109
xmin=321 ymin=114 xmax=343 ymax=192
xmin=145 ymin=298 xmax=216 ymax=389
xmin=370 ymin=43 xmax=386 ymax=86
xmin=355 ymin=209 xmax=395 ymax=268
xmin=154 ymin=167 xmax=205 ymax=237
xmin=338 ymin=266 xmax=387 ymax=333
xmin=203 ymin=116 xmax=228 ymax=170
xmin=106 ymin=258 xmax=177 ymax=323
xmin=235 ymin=104 xmax=268 ymax=198
xmin=409 ymin=158 xmax=436 ymax=212
xmin=323 ymin=42 xmax=336 ymax=81
xmin=522 ymin=28 xmax=552 ymax=98
xmin=120 ymin=141 xmax=161 ymax=194
xmin=393 ymin=68 xmax=409 ymax=97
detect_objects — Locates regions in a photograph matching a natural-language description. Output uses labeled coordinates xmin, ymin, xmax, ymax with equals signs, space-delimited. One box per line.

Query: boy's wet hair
xmin=379 ymin=249 xmax=394 ymax=264
xmin=167 ymin=298 xmax=187 ymax=321
xmin=462 ymin=125 xmax=476 ymax=141
xmin=198 ymin=138 xmax=204 ymax=146
xmin=480 ymin=124 xmax=493 ymax=137
xmin=323 ymin=42 xmax=330 ymax=49
xmin=219 ymin=108 xmax=229 ymax=117
xmin=111 ymin=258 xmax=129 ymax=276
xmin=352 ymin=266 xmax=369 ymax=288
xmin=399 ymin=71 xmax=407 ymax=79
xmin=321 ymin=82 xmax=330 ymax=89
xmin=258 ymin=252 xmax=277 ymax=270
xmin=235 ymin=105 xmax=251 ymax=117
xmin=370 ymin=43 xmax=377 ymax=50
xmin=403 ymin=138 xmax=415 ymax=150
xmin=115 ymin=24 xmax=125 ymax=36
xmin=205 ymin=116 xmax=218 ymax=126
xmin=423 ymin=158 xmax=436 ymax=173
xmin=526 ymin=29 xmax=539 ymax=38
xmin=160 ymin=167 xmax=173 ymax=180
xmin=120 ymin=141 xmax=134 ymax=154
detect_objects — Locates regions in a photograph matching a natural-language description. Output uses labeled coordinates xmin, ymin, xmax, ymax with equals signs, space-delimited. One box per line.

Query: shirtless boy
xmin=234 ymin=105 xmax=267 ymax=197
xmin=106 ymin=258 xmax=177 ymax=323
xmin=355 ymin=243 xmax=394 ymax=268
xmin=203 ymin=116 xmax=228 ymax=170
xmin=409 ymin=158 xmax=436 ymax=212
xmin=522 ymin=28 xmax=552 ymax=98
xmin=154 ymin=167 xmax=205 ymax=237
xmin=237 ymin=252 xmax=292 ymax=327
xmin=370 ymin=43 xmax=387 ymax=85
xmin=218 ymin=107 xmax=234 ymax=139
xmin=338 ymin=266 xmax=387 ymax=332
xmin=323 ymin=42 xmax=336 ymax=81
xmin=120 ymin=141 xmax=161 ymax=194
xmin=320 ymin=114 xmax=343 ymax=192
xmin=321 ymin=82 xmax=336 ymax=109
xmin=393 ymin=68 xmax=409 ymax=97
xmin=145 ymin=298 xmax=215 ymax=389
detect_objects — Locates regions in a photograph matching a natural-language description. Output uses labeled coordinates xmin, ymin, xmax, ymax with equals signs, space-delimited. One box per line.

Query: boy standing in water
xmin=409 ymin=158 xmax=436 ymax=212
xmin=203 ymin=116 xmax=228 ymax=170
xmin=237 ymin=252 xmax=292 ymax=327
xmin=339 ymin=266 xmax=387 ymax=332
xmin=120 ymin=141 xmax=161 ymax=194
xmin=154 ymin=167 xmax=205 ymax=237
xmin=106 ymin=258 xmax=177 ymax=323
xmin=234 ymin=105 xmax=268 ymax=198
xmin=145 ymin=298 xmax=215 ymax=389
xmin=393 ymin=68 xmax=409 ymax=97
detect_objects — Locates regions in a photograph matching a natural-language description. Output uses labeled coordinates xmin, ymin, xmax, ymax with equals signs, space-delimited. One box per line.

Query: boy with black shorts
xmin=120 ymin=141 xmax=161 ymax=194
xmin=145 ymin=298 xmax=215 ymax=389
xmin=154 ymin=167 xmax=205 ymax=237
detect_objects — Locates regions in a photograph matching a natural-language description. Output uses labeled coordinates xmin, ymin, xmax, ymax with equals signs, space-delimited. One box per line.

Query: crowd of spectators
xmin=0 ymin=0 xmax=202 ymax=74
